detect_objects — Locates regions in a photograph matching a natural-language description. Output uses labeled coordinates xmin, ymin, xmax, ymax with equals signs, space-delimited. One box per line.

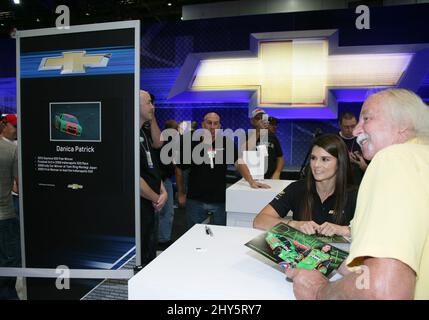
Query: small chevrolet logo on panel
xmin=67 ymin=184 xmax=83 ymax=190
xmin=38 ymin=51 xmax=111 ymax=74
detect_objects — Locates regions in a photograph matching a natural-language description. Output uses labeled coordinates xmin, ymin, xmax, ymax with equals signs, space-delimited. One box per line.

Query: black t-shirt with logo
xmin=256 ymin=132 xmax=283 ymax=179
xmin=140 ymin=127 xmax=161 ymax=201
xmin=269 ymin=179 xmax=357 ymax=225
xmin=177 ymin=134 xmax=238 ymax=203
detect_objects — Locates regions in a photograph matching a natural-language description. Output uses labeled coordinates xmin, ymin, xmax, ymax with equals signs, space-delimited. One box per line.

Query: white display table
xmin=226 ymin=179 xmax=295 ymax=228
xmin=128 ymin=224 xmax=296 ymax=300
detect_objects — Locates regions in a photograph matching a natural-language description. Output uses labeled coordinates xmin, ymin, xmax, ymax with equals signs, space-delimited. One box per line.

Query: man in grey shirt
xmin=0 ymin=114 xmax=20 ymax=299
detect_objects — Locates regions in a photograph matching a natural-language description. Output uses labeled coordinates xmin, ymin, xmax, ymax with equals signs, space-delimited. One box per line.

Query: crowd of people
xmin=1 ymin=87 xmax=428 ymax=300
xmin=138 ymin=90 xmax=275 ymax=266
xmin=138 ymin=87 xmax=429 ymax=299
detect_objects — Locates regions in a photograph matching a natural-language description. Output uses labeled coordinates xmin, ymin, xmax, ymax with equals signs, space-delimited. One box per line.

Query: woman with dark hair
xmin=253 ymin=134 xmax=357 ymax=237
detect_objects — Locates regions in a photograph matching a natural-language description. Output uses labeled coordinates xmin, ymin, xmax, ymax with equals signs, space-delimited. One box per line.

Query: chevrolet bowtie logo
xmin=67 ymin=184 xmax=83 ymax=190
xmin=169 ymin=29 xmax=429 ymax=118
xmin=38 ymin=51 xmax=111 ymax=74
xmin=186 ymin=41 xmax=413 ymax=105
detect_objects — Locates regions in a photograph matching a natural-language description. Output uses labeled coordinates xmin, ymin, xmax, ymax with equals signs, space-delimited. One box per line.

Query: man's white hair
xmin=373 ymin=88 xmax=429 ymax=139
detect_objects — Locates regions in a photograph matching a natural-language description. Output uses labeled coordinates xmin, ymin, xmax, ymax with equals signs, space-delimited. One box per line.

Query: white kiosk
xmin=226 ymin=179 xmax=295 ymax=228
xmin=128 ymin=224 xmax=296 ymax=300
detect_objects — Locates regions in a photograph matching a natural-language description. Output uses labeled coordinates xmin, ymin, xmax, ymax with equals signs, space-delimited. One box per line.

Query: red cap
xmin=251 ymin=108 xmax=267 ymax=118
xmin=3 ymin=114 xmax=17 ymax=126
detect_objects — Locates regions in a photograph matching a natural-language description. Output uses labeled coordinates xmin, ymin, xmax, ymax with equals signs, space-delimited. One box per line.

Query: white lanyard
xmin=140 ymin=131 xmax=154 ymax=169
xmin=207 ymin=148 xmax=216 ymax=169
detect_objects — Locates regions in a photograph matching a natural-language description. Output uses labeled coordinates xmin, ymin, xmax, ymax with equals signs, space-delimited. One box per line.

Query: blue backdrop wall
xmin=138 ymin=4 xmax=429 ymax=169
xmin=2 ymin=4 xmax=429 ymax=169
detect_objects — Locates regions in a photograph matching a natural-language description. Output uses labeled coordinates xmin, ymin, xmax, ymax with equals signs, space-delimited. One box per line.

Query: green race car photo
xmin=54 ymin=113 xmax=82 ymax=136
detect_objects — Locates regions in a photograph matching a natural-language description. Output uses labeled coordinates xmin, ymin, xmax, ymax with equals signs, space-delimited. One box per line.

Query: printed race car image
xmin=54 ymin=113 xmax=82 ymax=136
xmin=265 ymin=232 xmax=306 ymax=264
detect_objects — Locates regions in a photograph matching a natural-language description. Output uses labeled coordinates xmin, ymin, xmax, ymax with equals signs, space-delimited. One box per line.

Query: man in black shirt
xmin=338 ymin=112 xmax=368 ymax=184
xmin=245 ymin=109 xmax=284 ymax=179
xmin=139 ymin=90 xmax=167 ymax=266
xmin=176 ymin=112 xmax=269 ymax=228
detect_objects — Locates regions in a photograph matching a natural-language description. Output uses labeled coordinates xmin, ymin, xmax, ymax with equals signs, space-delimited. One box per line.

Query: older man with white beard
xmin=285 ymin=88 xmax=429 ymax=300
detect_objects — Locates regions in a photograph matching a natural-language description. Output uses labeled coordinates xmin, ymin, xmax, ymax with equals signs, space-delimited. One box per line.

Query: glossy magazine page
xmin=245 ymin=222 xmax=348 ymax=277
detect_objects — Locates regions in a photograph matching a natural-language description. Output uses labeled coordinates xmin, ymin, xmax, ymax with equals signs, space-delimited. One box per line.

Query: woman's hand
xmin=318 ymin=222 xmax=350 ymax=237
xmin=289 ymin=220 xmax=320 ymax=235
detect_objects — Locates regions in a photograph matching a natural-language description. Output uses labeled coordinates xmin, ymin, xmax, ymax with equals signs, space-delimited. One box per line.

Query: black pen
xmin=205 ymin=225 xmax=213 ymax=237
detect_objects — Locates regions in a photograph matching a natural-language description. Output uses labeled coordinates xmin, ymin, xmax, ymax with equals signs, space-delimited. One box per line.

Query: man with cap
xmin=1 ymin=114 xmax=17 ymax=143
xmin=244 ymin=109 xmax=284 ymax=180
xmin=1 ymin=114 xmax=19 ymax=220
xmin=0 ymin=114 xmax=20 ymax=299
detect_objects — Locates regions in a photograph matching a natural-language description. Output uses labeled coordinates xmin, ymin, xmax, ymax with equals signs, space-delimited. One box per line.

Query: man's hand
xmin=349 ymin=151 xmax=368 ymax=171
xmin=249 ymin=180 xmax=271 ymax=189
xmin=270 ymin=172 xmax=281 ymax=180
xmin=318 ymin=222 xmax=350 ymax=237
xmin=13 ymin=180 xmax=19 ymax=194
xmin=285 ymin=268 xmax=328 ymax=300
xmin=178 ymin=192 xmax=187 ymax=208
xmin=153 ymin=190 xmax=167 ymax=212
xmin=337 ymin=260 xmax=352 ymax=276
xmin=150 ymin=106 xmax=156 ymax=121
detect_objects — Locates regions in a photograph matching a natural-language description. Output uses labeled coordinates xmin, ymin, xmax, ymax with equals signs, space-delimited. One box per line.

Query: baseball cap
xmin=251 ymin=108 xmax=266 ymax=118
xmin=2 ymin=114 xmax=17 ymax=126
